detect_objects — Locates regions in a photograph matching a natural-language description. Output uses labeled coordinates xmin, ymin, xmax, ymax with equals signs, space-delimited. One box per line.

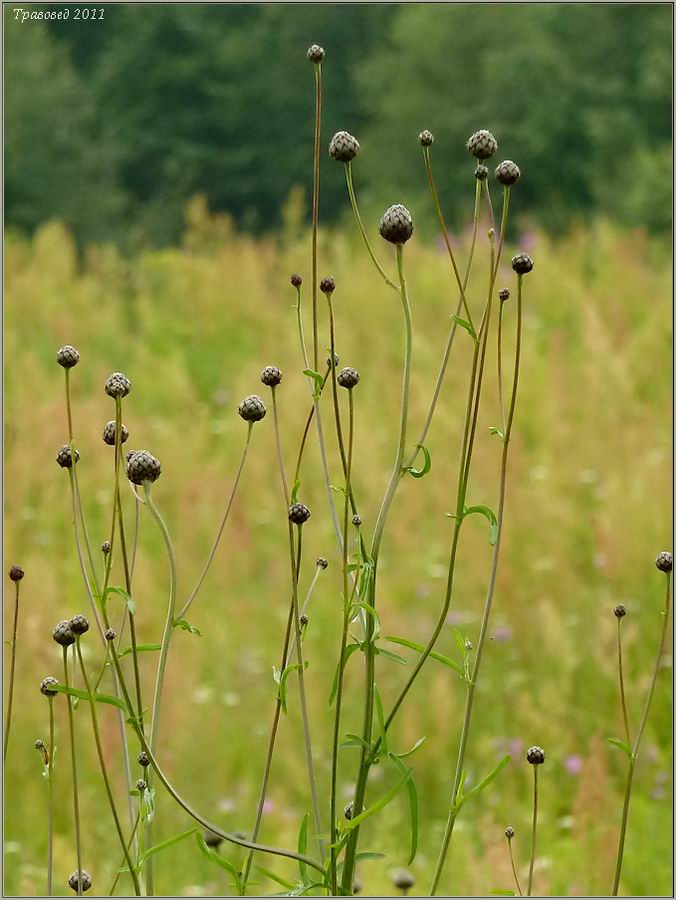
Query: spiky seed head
xmin=475 ymin=164 xmax=488 ymax=181
xmin=496 ymin=159 xmax=521 ymax=186
xmin=35 ymin=738 xmax=45 ymax=750
xmin=238 ymin=395 xmax=267 ymax=423
xmin=392 ymin=869 xmax=415 ymax=891
xmin=320 ymin=275 xmax=336 ymax=294
xmin=655 ymin=551 xmax=673 ymax=573
xmin=526 ymin=745 xmax=545 ymax=765
xmin=300 ymin=614 xmax=309 ymax=626
xmin=307 ymin=44 xmax=325 ymax=63
xmin=505 ymin=826 xmax=515 ymax=839
xmin=329 ymin=131 xmax=360 ymax=162
xmin=344 ymin=802 xmax=353 ymax=820
xmin=56 ymin=445 xmax=80 ymax=469
xmin=101 ymin=541 xmax=111 ymax=555
xmin=379 ymin=204 xmax=413 ymax=244
xmin=138 ymin=751 xmax=150 ymax=767
xmin=326 ymin=353 xmax=340 ymax=369
xmin=337 ymin=366 xmax=360 ymax=389
xmin=104 ymin=372 xmax=131 ymax=399
xmin=69 ymin=614 xmax=89 ymax=636
xmin=290 ymin=273 xmax=303 ymax=287
xmin=288 ymin=503 xmax=311 ymax=525
xmin=105 ymin=628 xmax=116 ymax=641
xmin=418 ymin=129 xmax=434 ymax=147
xmin=40 ymin=676 xmax=59 ymax=696
xmin=499 ymin=288 xmax=510 ymax=302
xmin=316 ymin=557 xmax=329 ymax=569
xmin=613 ymin=604 xmax=627 ymax=618
xmin=57 ymin=345 xmax=80 ymax=369
xmin=467 ymin=129 xmax=498 ymax=160
xmin=52 ymin=620 xmax=75 ymax=647
xmin=136 ymin=779 xmax=147 ymax=792
xmin=203 ymin=828 xmax=223 ymax=848
xmin=261 ymin=366 xmax=282 ymax=387
xmin=102 ymin=421 xmax=129 ymax=446
xmin=352 ymin=514 xmax=362 ymax=527
xmin=9 ymin=565 xmax=24 ymax=582
xmin=127 ymin=450 xmax=162 ymax=485
xmin=512 ymin=253 xmax=534 ymax=275
xmin=68 ymin=871 xmax=92 ymax=893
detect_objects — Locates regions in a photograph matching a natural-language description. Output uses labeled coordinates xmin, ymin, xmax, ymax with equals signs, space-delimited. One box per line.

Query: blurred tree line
xmin=5 ymin=3 xmax=672 ymax=247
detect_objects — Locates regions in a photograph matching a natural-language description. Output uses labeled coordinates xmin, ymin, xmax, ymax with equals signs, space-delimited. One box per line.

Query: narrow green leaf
xmin=405 ymin=444 xmax=432 ymax=479
xmin=140 ymin=827 xmax=197 ymax=864
xmin=607 ymin=737 xmax=633 ymax=758
xmin=279 ymin=661 xmax=308 ymax=714
xmin=389 ymin=753 xmax=419 ymax=863
xmin=463 ymin=504 xmax=499 ymax=544
xmin=291 ymin=480 xmax=301 ymax=503
xmin=297 ymin=813 xmax=309 ymax=884
xmin=464 ymin=755 xmax=511 ymax=805
xmin=385 ymin=636 xmax=465 ymax=679
xmin=303 ymin=369 xmax=324 ymax=398
xmin=253 ymin=866 xmax=295 ymax=890
xmin=195 ymin=833 xmax=243 ymax=893
xmin=350 ymin=602 xmax=380 ymax=640
xmin=172 ymin=618 xmax=202 ymax=636
xmin=489 ymin=426 xmax=505 ymax=439
xmin=375 ymin=647 xmax=408 ymax=666
xmin=373 ymin=684 xmax=388 ymax=756
xmin=328 ymin=643 xmax=360 ymax=706
xmin=50 ymin=684 xmax=128 ymax=712
xmin=394 ymin=736 xmax=427 ymax=759
xmin=342 ymin=771 xmax=412 ymax=834
xmin=339 ymin=733 xmax=372 ymax=753
xmin=118 ymin=643 xmax=161 ymax=658
xmin=451 ymin=314 xmax=476 ymax=339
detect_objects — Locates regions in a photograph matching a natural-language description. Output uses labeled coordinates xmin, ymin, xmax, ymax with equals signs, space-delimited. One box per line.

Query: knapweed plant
xmin=4 ymin=42 xmax=671 ymax=899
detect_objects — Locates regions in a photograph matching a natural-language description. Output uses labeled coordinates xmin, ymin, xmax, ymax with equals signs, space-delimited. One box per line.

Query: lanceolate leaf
xmin=405 ymin=444 xmax=432 ymax=479
xmin=140 ymin=827 xmax=197 ymax=864
xmin=607 ymin=737 xmax=633 ymax=758
xmin=297 ymin=813 xmax=309 ymax=884
xmin=461 ymin=755 xmax=511 ymax=808
xmin=195 ymin=832 xmax=243 ymax=893
xmin=279 ymin=661 xmax=309 ymax=714
xmin=328 ymin=643 xmax=360 ymax=706
xmin=172 ymin=618 xmax=202 ymax=636
xmin=118 ymin=643 xmax=161 ymax=658
xmin=451 ymin=314 xmax=477 ymax=339
xmin=342 ymin=770 xmax=412 ymax=834
xmin=389 ymin=753 xmax=419 ymax=863
xmin=50 ymin=684 xmax=127 ymax=712
xmin=385 ymin=636 xmax=465 ymax=680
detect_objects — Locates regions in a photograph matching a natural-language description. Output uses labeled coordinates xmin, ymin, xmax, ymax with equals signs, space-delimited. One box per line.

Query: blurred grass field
xmin=4 ymin=201 xmax=672 ymax=897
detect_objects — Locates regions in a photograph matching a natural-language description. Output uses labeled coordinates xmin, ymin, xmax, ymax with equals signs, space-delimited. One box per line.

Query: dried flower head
xmin=512 ymin=253 xmax=534 ymax=275
xmin=307 ymin=44 xmax=325 ymax=63
xmin=69 ymin=614 xmax=89 ymax=636
xmin=68 ymin=871 xmax=92 ymax=893
xmin=352 ymin=514 xmax=362 ymax=527
xmin=392 ymin=869 xmax=415 ymax=892
xmin=261 ymin=366 xmax=282 ymax=387
xmin=613 ymin=604 xmax=627 ymax=618
xmin=35 ymin=738 xmax=45 ymax=750
xmin=320 ymin=275 xmax=336 ymax=295
xmin=40 ymin=676 xmax=59 ymax=696
xmin=288 ymin=503 xmax=311 ymax=525
xmin=467 ymin=129 xmax=498 ymax=159
xmin=526 ymin=745 xmax=546 ymax=765
xmin=204 ymin=828 xmax=223 ymax=848
xmin=102 ymin=421 xmax=129 ymax=446
xmin=316 ymin=557 xmax=329 ymax=569
xmin=57 ymin=345 xmax=80 ymax=369
xmin=105 ymin=628 xmax=116 ymax=641
xmin=101 ymin=541 xmax=111 ymax=555
xmin=52 ymin=620 xmax=75 ymax=647
xmin=56 ymin=445 xmax=80 ymax=469
xmin=379 ymin=204 xmax=413 ymax=245
xmin=290 ymin=273 xmax=303 ymax=287
xmin=344 ymin=801 xmax=353 ymax=820
xmin=326 ymin=353 xmax=340 ymax=369
xmin=329 ymin=131 xmax=360 ymax=162
xmin=104 ymin=372 xmax=131 ymax=399
xmin=138 ymin=751 xmax=150 ymax=767
xmin=495 ymin=159 xmax=521 ymax=186
xmin=337 ymin=367 xmax=360 ymax=390
xmin=127 ymin=450 xmax=162 ymax=485
xmin=474 ymin=164 xmax=488 ymax=181
xmin=299 ymin=614 xmax=309 ymax=626
xmin=499 ymin=288 xmax=510 ymax=302
xmin=9 ymin=565 xmax=24 ymax=582
xmin=136 ymin=779 xmax=147 ymax=792
xmin=418 ymin=129 xmax=434 ymax=147
xmin=238 ymin=395 xmax=267 ymax=423
xmin=655 ymin=551 xmax=673 ymax=573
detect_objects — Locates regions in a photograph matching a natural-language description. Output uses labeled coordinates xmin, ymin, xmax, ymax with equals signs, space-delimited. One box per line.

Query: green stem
xmin=617 ymin=620 xmax=632 ymax=748
xmin=527 ymin=766 xmax=539 ymax=897
xmin=109 ymin=812 xmax=141 ymax=896
xmin=179 ymin=424 xmax=253 ymax=620
xmin=497 ymin=299 xmax=507 ymax=435
xmin=271 ymin=388 xmax=290 ymax=505
xmin=311 ymin=62 xmax=322 ymax=372
xmin=75 ymin=640 xmax=141 ymax=896
xmin=611 ymin=573 xmax=671 ymax=895
xmin=508 ymin=837 xmax=523 ymax=897
xmin=344 ymin=163 xmax=398 ymax=291
xmin=3 ymin=580 xmax=20 ymax=761
xmin=47 ymin=698 xmax=55 ymax=896
xmin=63 ymin=646 xmax=83 ymax=896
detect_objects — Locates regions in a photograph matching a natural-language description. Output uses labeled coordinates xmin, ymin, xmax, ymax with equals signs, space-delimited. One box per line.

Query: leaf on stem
xmin=140 ymin=827 xmax=197 ymax=865
xmin=50 ymin=683 xmax=127 ymax=712
xmin=451 ymin=314 xmax=477 ymax=340
xmin=291 ymin=480 xmax=301 ymax=503
xmin=607 ymin=737 xmax=633 ymax=758
xmin=389 ymin=753 xmax=419 ymax=863
xmin=385 ymin=635 xmax=465 ymax=680
xmin=328 ymin=642 xmax=360 ymax=706
xmin=303 ymin=369 xmax=324 ymax=399
xmin=279 ymin=661 xmax=309 ymax=714
xmin=404 ymin=444 xmax=432 ymax=479
xmin=118 ymin=643 xmax=161 ymax=658
xmin=195 ymin=832 xmax=243 ymax=894
xmin=463 ymin=504 xmax=499 ymax=545
xmin=172 ymin=618 xmax=202 ymax=636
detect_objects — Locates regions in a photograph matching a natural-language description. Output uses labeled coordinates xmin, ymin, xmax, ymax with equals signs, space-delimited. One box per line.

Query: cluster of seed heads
xmin=56 ymin=445 xmax=80 ymax=469
xmin=102 ymin=420 xmax=129 ymax=446
xmin=204 ymin=828 xmax=223 ymax=849
xmin=379 ymin=204 xmax=414 ymax=245
xmin=68 ymin=870 xmax=92 ymax=893
xmin=136 ymin=778 xmax=147 ymax=792
xmin=57 ymin=345 xmax=80 ymax=368
xmin=474 ymin=165 xmax=488 ymax=181
xmin=337 ymin=366 xmax=360 ymax=390
xmin=8 ymin=565 xmax=24 ymax=582
xmin=261 ymin=365 xmax=282 ymax=387
xmin=104 ymin=372 xmax=131 ymax=399
xmin=352 ymin=514 xmax=362 ymax=527
xmin=467 ymin=129 xmax=498 ymax=160
xmin=238 ymin=395 xmax=267 ymax=423
xmin=127 ymin=450 xmax=162 ymax=485
xmin=101 ymin=541 xmax=111 ymax=555
xmin=526 ymin=745 xmax=546 ymax=765
xmin=288 ymin=503 xmax=311 ymax=525
xmin=69 ymin=614 xmax=89 ymax=635
xmin=329 ymin=131 xmax=359 ymax=162
xmin=326 ymin=353 xmax=340 ymax=369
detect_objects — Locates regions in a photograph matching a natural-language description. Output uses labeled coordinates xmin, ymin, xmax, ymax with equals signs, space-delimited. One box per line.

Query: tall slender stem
xmin=507 ymin=836 xmax=523 ymax=897
xmin=289 ymin=525 xmax=324 ymax=861
xmin=75 ymin=640 xmax=141 ymax=895
xmin=497 ymin=298 xmax=507 ymax=435
xmin=311 ymin=62 xmax=322 ymax=372
xmin=617 ymin=619 xmax=632 ymax=748
xmin=179 ymin=424 xmax=253 ymax=620
xmin=271 ymin=388 xmax=289 ymax=505
xmin=4 ymin=579 xmax=20 ymax=761
xmin=344 ymin=163 xmax=398 ymax=291
xmin=611 ymin=572 xmax=671 ymax=894
xmin=527 ymin=766 xmax=539 ymax=897
xmin=47 ymin=698 xmax=55 ymax=896
xmin=63 ymin=646 xmax=83 ymax=896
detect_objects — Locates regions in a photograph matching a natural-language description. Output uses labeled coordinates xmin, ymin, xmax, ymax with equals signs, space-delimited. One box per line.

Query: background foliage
xmin=4 ymin=3 xmax=673 ymax=247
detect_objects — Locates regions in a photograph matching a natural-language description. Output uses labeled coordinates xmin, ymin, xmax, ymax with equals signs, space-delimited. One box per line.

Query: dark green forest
xmin=5 ymin=3 xmax=672 ymax=247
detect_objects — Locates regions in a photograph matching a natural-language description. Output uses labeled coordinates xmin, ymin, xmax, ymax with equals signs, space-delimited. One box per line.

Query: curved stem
xmin=344 ymin=163 xmax=398 ymax=291
xmin=63 ymin=646 xmax=83 ymax=896
xmin=179 ymin=424 xmax=253 ymax=620
xmin=527 ymin=766 xmax=539 ymax=896
xmin=109 ymin=812 xmax=141 ymax=897
xmin=4 ymin=580 xmax=20 ymax=761
xmin=508 ymin=837 xmax=523 ymax=897
xmin=75 ymin=640 xmax=141 ymax=895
